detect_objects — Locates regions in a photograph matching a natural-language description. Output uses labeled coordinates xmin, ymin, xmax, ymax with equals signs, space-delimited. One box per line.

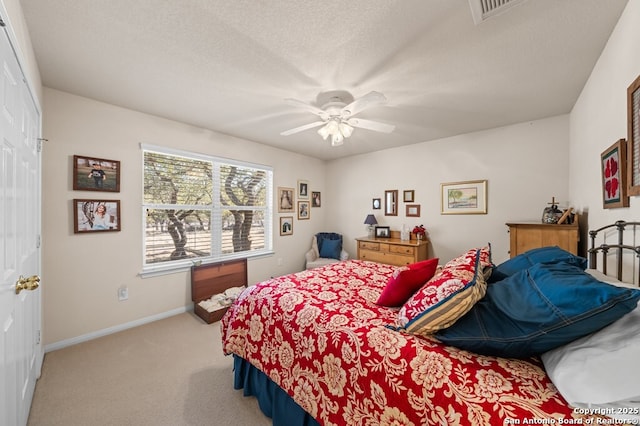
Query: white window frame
xmin=140 ymin=143 xmax=273 ymax=277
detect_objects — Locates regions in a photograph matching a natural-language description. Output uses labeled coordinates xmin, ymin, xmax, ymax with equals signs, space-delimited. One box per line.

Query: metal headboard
xmin=588 ymin=220 xmax=640 ymax=284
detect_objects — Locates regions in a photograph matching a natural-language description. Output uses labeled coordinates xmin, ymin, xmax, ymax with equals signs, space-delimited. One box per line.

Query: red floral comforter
xmin=221 ymin=260 xmax=590 ymax=426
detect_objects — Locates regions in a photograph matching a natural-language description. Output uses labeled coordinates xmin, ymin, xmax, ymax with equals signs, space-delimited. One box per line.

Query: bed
xmin=221 ymin=222 xmax=640 ymax=426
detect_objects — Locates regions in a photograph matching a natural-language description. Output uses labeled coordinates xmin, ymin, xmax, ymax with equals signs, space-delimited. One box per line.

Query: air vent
xmin=468 ymin=0 xmax=528 ymax=25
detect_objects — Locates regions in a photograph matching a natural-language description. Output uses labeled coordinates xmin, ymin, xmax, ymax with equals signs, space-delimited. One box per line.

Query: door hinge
xmin=36 ymin=235 xmax=41 ymax=248
xmin=37 ymin=138 xmax=47 ymax=152
xmin=36 ymin=330 xmax=41 ymax=345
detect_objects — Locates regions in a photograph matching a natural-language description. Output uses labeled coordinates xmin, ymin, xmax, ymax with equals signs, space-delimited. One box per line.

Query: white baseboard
xmin=44 ymin=306 xmax=192 ymax=353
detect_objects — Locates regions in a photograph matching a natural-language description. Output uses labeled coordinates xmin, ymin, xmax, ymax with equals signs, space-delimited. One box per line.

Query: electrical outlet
xmin=118 ymin=286 xmax=128 ymax=301
xmin=277 ymin=258 xmax=283 ymax=266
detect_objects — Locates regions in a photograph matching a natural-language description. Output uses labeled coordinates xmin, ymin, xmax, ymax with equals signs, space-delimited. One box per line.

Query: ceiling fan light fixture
xmin=317 ymin=124 xmax=330 ymax=140
xmin=331 ymin=132 xmax=344 ymax=146
xmin=339 ymin=122 xmax=354 ymax=138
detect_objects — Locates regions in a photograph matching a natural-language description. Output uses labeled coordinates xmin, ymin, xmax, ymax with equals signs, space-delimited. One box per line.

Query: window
xmin=142 ymin=144 xmax=273 ymax=275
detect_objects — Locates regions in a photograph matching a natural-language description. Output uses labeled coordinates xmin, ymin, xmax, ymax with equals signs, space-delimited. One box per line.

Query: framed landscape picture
xmin=441 ymin=180 xmax=487 ymax=215
xmin=73 ymin=155 xmax=120 ymax=192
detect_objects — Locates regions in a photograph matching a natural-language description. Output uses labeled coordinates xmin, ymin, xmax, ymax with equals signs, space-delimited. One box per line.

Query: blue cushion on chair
xmin=319 ymin=238 xmax=342 ymax=260
xmin=316 ymin=233 xmax=342 ymax=260
xmin=436 ymin=261 xmax=640 ymax=358
xmin=489 ymin=246 xmax=587 ymax=283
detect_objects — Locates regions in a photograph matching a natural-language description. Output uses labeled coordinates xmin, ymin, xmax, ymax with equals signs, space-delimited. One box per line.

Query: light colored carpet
xmin=27 ymin=312 xmax=272 ymax=426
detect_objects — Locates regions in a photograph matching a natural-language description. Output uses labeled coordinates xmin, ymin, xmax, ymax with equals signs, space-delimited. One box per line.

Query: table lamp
xmin=364 ymin=214 xmax=377 ymax=238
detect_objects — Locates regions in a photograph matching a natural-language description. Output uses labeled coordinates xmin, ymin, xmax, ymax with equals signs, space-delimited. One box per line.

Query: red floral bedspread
xmin=221 ymin=260 xmax=592 ymax=426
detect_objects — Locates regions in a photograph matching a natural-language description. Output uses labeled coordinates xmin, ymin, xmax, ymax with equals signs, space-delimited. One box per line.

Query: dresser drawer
xmin=389 ymin=245 xmax=414 ymax=255
xmin=359 ymin=241 xmax=380 ymax=251
xmin=359 ymin=249 xmax=414 ymax=267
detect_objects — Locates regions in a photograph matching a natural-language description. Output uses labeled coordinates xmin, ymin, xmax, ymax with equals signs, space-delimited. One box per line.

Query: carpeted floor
xmin=27 ymin=312 xmax=271 ymax=426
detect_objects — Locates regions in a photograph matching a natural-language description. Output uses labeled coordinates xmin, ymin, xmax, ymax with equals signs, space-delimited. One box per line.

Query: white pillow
xmin=541 ymin=302 xmax=640 ymax=422
xmin=585 ymin=268 xmax=638 ymax=289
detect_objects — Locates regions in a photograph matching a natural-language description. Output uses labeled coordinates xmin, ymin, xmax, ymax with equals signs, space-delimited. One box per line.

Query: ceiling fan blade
xmin=341 ymin=91 xmax=387 ymax=118
xmin=284 ymin=98 xmax=330 ymax=120
xmin=280 ymin=121 xmax=326 ymax=136
xmin=347 ymin=118 xmax=395 ymax=133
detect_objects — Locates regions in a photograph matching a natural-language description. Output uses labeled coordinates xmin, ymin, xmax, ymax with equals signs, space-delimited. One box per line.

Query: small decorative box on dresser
xmin=506 ymin=216 xmax=579 ymax=257
xmin=356 ymin=235 xmax=429 ymax=266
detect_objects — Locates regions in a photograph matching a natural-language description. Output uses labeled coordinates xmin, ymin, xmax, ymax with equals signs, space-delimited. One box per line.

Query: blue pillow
xmin=319 ymin=238 xmax=342 ymax=260
xmin=436 ymin=261 xmax=640 ymax=358
xmin=489 ymin=246 xmax=587 ymax=283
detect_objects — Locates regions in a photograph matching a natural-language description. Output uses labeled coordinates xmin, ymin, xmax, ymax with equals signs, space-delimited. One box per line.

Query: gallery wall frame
xmin=406 ymin=204 xmax=421 ymax=217
xmin=298 ymin=201 xmax=310 ymax=220
xmin=73 ymin=155 xmax=120 ymax=192
xmin=278 ymin=187 xmax=295 ymax=213
xmin=311 ymin=191 xmax=321 ymax=207
xmin=441 ymin=180 xmax=487 ymax=215
xmin=280 ymin=216 xmax=293 ymax=236
xmin=601 ymin=138 xmax=629 ymax=209
xmin=73 ymin=199 xmax=121 ymax=233
xmin=297 ymin=180 xmax=309 ymax=199
xmin=627 ymin=74 xmax=640 ymax=196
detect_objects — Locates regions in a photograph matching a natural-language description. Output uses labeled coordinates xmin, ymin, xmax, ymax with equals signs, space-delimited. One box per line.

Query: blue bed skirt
xmin=233 ymin=355 xmax=320 ymax=426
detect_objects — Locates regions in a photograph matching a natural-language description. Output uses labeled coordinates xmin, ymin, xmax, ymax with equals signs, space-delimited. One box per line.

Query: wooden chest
xmin=190 ymin=258 xmax=247 ymax=324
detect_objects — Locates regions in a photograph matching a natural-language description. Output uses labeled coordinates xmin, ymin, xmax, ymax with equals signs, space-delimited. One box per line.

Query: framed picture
xmin=297 ymin=201 xmax=310 ymax=220
xmin=403 ymin=190 xmax=414 ymax=202
xmin=601 ymin=139 xmax=629 ymax=209
xmin=372 ymin=198 xmax=381 ymax=210
xmin=280 ymin=216 xmax=293 ymax=236
xmin=277 ymin=187 xmax=295 ymax=213
xmin=375 ymin=226 xmax=390 ymax=238
xmin=311 ymin=191 xmax=321 ymax=207
xmin=73 ymin=199 xmax=121 ymax=233
xmin=73 ymin=155 xmax=120 ymax=192
xmin=406 ymin=204 xmax=421 ymax=217
xmin=441 ymin=180 xmax=487 ymax=215
xmin=627 ymin=74 xmax=640 ymax=196
xmin=297 ymin=180 xmax=309 ymax=199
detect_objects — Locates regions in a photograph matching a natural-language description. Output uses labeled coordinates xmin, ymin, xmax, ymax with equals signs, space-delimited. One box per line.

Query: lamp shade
xmin=364 ymin=214 xmax=378 ymax=225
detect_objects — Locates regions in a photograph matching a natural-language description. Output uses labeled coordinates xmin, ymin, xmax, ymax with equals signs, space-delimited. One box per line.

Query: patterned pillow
xmin=376 ymin=258 xmax=440 ymax=307
xmin=396 ymin=246 xmax=491 ymax=335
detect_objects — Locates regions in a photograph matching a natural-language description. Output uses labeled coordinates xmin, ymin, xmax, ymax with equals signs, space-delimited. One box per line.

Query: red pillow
xmin=376 ymin=258 xmax=439 ymax=307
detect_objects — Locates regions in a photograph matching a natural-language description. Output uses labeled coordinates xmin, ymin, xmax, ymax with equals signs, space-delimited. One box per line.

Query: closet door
xmin=0 ymin=22 xmax=42 ymax=426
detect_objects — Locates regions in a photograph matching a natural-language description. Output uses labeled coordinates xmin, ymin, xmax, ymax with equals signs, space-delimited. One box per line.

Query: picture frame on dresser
xmin=375 ymin=226 xmax=390 ymax=238
xmin=601 ymin=139 xmax=629 ymax=209
xmin=627 ymin=73 xmax=640 ymax=196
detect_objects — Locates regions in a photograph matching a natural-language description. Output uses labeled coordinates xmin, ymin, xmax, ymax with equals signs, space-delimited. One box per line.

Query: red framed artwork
xmin=601 ymin=139 xmax=629 ymax=209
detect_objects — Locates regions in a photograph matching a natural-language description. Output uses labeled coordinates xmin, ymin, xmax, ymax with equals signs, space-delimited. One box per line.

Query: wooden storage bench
xmin=191 ymin=258 xmax=247 ymax=324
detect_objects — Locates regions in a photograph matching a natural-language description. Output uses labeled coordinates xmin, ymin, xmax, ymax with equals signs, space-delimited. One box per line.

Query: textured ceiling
xmin=20 ymin=0 xmax=629 ymax=160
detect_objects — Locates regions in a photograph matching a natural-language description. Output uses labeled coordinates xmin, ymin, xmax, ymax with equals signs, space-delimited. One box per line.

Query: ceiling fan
xmin=280 ymin=90 xmax=396 ymax=146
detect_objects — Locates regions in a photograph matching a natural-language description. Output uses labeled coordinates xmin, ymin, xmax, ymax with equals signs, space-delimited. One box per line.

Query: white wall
xmin=326 ymin=115 xmax=571 ymax=265
xmin=569 ymin=0 xmax=640 ymax=230
xmin=36 ymin=0 xmax=640 ymax=349
xmin=41 ymin=88 xmax=327 ymax=347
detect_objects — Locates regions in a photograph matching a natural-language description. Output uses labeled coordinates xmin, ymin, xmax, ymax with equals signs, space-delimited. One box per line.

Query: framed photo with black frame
xmin=374 ymin=226 xmax=390 ymax=238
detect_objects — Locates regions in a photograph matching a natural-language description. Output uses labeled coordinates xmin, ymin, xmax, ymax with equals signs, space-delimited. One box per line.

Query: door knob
xmin=15 ymin=275 xmax=40 ymax=294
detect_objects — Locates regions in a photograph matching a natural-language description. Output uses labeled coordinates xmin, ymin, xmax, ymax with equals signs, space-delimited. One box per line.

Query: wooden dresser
xmin=356 ymin=236 xmax=429 ymax=266
xmin=506 ymin=219 xmax=579 ymax=257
